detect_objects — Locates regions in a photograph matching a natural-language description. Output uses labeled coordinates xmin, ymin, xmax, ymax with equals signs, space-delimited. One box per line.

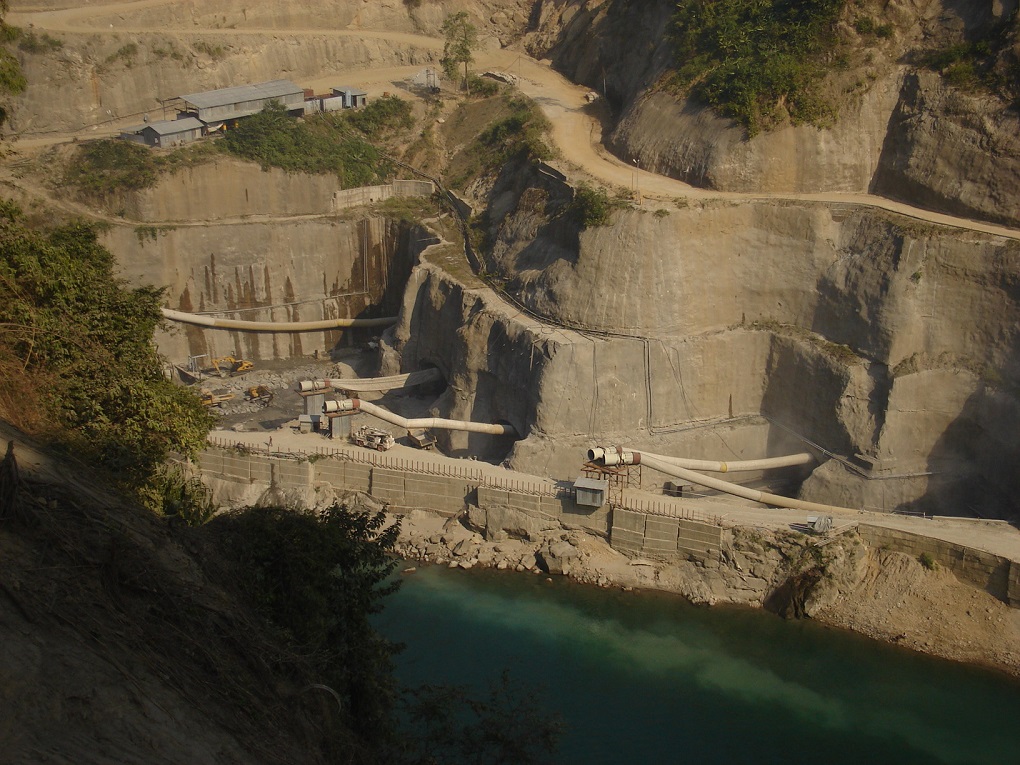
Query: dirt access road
xmin=11 ymin=0 xmax=1020 ymax=241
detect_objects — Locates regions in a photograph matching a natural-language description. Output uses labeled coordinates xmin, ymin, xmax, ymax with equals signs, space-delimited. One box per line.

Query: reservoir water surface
xmin=375 ymin=565 xmax=1020 ymax=765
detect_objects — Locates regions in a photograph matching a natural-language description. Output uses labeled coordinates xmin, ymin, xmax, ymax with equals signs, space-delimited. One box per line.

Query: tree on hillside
xmin=0 ymin=202 xmax=214 ymax=492
xmin=441 ymin=12 xmax=479 ymax=95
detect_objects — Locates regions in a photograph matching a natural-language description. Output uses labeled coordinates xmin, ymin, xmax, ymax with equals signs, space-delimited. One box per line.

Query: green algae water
xmin=374 ymin=565 xmax=1020 ymax=765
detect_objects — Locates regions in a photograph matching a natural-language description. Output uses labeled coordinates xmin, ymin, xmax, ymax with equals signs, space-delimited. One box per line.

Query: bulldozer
xmin=244 ymin=385 xmax=274 ymax=406
xmin=199 ymin=388 xmax=235 ymax=408
xmin=208 ymin=356 xmax=254 ymax=377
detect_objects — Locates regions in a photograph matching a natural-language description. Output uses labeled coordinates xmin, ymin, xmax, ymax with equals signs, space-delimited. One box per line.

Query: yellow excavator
xmin=208 ymin=356 xmax=254 ymax=377
xmin=244 ymin=385 xmax=274 ymax=406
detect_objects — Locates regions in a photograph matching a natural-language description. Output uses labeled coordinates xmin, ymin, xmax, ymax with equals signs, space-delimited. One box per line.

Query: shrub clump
xmin=477 ymin=94 xmax=552 ymax=167
xmin=671 ymin=0 xmax=847 ymax=136
xmin=569 ymin=183 xmax=614 ymax=229
xmin=64 ymin=139 xmax=160 ymax=199
xmin=222 ymin=100 xmax=390 ymax=186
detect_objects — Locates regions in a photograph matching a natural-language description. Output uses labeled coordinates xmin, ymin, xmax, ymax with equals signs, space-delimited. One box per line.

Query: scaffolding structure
xmin=581 ymin=461 xmax=640 ymax=508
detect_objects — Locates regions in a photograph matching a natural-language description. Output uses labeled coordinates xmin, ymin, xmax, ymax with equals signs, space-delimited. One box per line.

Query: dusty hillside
xmin=0 ymin=425 xmax=330 ymax=764
xmin=5 ymin=0 xmax=533 ymax=134
xmin=527 ymin=0 xmax=1020 ymax=227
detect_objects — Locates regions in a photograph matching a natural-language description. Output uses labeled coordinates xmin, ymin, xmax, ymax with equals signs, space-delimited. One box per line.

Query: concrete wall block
xmin=1008 ymin=562 xmax=1020 ymax=607
xmin=508 ymin=492 xmax=543 ymax=514
xmin=274 ymin=460 xmax=312 ymax=490
xmin=613 ymin=508 xmax=647 ymax=535
xmin=199 ymin=451 xmax=223 ymax=473
xmin=370 ymin=467 xmax=405 ymax=502
xmin=313 ymin=460 xmax=346 ymax=486
xmin=610 ymin=528 xmax=644 ymax=554
xmin=477 ymin=486 xmax=511 ymax=509
xmin=859 ymin=523 xmax=1016 ymax=606
xmin=643 ymin=537 xmax=680 ymax=555
xmin=644 ymin=517 xmax=680 ymax=555
xmin=344 ymin=463 xmax=371 ymax=493
xmin=403 ymin=475 xmax=465 ymax=513
xmin=248 ymin=456 xmax=272 ymax=483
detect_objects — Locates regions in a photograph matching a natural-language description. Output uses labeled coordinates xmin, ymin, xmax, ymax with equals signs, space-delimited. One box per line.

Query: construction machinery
xmin=199 ymin=388 xmax=235 ymax=407
xmin=407 ymin=428 xmax=437 ymax=450
xmin=208 ymin=356 xmax=254 ymax=377
xmin=244 ymin=385 xmax=274 ymax=406
xmin=350 ymin=425 xmax=395 ymax=451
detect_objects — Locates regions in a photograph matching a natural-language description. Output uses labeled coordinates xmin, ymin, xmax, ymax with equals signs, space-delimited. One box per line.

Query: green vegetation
xmin=0 ymin=2 xmax=26 ymax=129
xmin=466 ymin=74 xmax=500 ymax=98
xmin=373 ymin=195 xmax=441 ymax=223
xmin=918 ymin=15 xmax=1020 ymax=103
xmin=66 ymin=138 xmax=221 ymax=200
xmin=476 ymin=95 xmax=552 ymax=167
xmin=17 ymin=30 xmax=63 ymax=53
xmin=919 ymin=551 xmax=938 ymax=571
xmin=344 ymin=94 xmax=415 ymax=138
xmin=671 ymin=0 xmax=847 ymax=136
xmin=64 ymin=139 xmax=160 ymax=198
xmin=222 ymin=101 xmax=390 ymax=186
xmin=104 ymin=42 xmax=138 ymax=66
xmin=441 ymin=11 xmax=479 ymax=93
xmin=134 ymin=224 xmax=175 ymax=244
xmin=853 ymin=16 xmax=893 ymax=39
xmin=192 ymin=39 xmax=226 ymax=59
xmin=0 ymin=201 xmax=214 ymax=498
xmin=568 ymin=183 xmax=615 ymax=229
xmin=921 ymin=41 xmax=1013 ymax=94
xmin=152 ymin=41 xmax=185 ymax=61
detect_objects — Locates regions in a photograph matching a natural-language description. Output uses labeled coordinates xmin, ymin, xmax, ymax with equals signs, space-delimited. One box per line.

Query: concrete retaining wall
xmin=333 ymin=181 xmax=434 ymax=211
xmin=198 ymin=447 xmax=722 ymax=553
xmin=859 ymin=523 xmax=1019 ymax=607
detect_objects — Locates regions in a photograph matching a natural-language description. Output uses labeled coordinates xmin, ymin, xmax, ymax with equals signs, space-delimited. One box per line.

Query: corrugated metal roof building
xmin=179 ymin=79 xmax=305 ymax=124
xmin=119 ymin=117 xmax=205 ymax=149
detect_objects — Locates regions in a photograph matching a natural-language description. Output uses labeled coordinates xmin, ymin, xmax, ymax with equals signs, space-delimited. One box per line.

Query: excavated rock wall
xmin=388 ymin=166 xmax=1020 ymax=517
xmin=104 ymin=215 xmax=428 ymax=362
xmin=529 ymin=0 xmax=1020 ymax=227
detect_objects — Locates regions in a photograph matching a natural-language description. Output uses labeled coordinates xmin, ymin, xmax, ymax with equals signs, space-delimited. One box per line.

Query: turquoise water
xmin=374 ymin=565 xmax=1020 ymax=765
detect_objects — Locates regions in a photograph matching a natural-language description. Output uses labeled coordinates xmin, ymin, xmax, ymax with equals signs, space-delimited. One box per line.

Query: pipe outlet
xmin=324 ymin=398 xmax=360 ymax=414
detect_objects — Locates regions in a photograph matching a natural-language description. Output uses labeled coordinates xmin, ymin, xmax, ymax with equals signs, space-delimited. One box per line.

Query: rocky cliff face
xmin=387 ymin=158 xmax=1020 ymax=518
xmin=527 ymin=0 xmax=1020 ymax=227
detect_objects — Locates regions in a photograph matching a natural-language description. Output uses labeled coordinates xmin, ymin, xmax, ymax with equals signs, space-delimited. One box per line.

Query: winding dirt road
xmin=11 ymin=0 xmax=1020 ymax=241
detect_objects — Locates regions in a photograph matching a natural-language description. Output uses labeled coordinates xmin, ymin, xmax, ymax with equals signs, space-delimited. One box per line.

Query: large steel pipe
xmin=298 ymin=368 xmax=442 ymax=393
xmin=636 ymin=452 xmax=858 ymax=515
xmin=326 ymin=398 xmax=517 ymax=436
xmin=162 ymin=308 xmax=397 ymax=332
xmin=587 ymin=445 xmax=813 ymax=473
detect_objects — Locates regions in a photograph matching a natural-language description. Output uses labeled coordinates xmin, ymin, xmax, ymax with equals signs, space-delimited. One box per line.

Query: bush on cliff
xmin=671 ymin=0 xmax=847 ymax=136
xmin=222 ymin=100 xmax=391 ymax=186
